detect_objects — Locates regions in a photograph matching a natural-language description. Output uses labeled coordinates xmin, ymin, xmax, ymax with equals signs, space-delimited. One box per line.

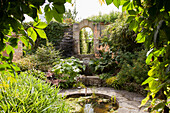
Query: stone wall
xmin=13 ymin=40 xmax=23 ymax=61
xmin=73 ymin=19 xmax=108 ymax=57
xmin=60 ymin=27 xmax=74 ymax=57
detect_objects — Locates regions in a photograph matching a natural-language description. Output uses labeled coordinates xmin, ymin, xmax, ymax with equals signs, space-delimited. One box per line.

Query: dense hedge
xmin=88 ymin=11 xmax=120 ymax=24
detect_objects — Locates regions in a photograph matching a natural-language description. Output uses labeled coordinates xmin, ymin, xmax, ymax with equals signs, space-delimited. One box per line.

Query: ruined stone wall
xmin=73 ymin=19 xmax=108 ymax=57
xmin=13 ymin=40 xmax=23 ymax=61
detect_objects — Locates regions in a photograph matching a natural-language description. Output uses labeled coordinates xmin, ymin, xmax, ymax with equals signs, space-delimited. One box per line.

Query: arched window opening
xmin=79 ymin=27 xmax=94 ymax=54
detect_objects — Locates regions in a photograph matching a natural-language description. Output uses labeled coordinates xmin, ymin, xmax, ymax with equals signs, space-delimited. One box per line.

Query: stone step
xmin=79 ymin=75 xmax=103 ymax=87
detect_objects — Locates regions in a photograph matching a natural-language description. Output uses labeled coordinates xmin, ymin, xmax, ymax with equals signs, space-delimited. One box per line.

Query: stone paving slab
xmin=59 ymin=87 xmax=148 ymax=113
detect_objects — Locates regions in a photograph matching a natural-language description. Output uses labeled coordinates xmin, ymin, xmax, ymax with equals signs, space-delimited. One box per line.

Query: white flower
xmin=73 ymin=68 xmax=80 ymax=72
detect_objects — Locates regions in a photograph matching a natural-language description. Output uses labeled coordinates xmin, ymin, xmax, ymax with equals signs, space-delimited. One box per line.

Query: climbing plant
xmin=104 ymin=0 xmax=170 ymax=112
xmin=0 ymin=0 xmax=71 ymax=74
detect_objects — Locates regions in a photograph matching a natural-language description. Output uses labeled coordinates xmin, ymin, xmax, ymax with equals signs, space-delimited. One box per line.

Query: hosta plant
xmin=52 ymin=57 xmax=85 ymax=88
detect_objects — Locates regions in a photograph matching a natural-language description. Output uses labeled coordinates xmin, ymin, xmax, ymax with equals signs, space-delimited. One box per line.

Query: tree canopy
xmin=0 ymin=0 xmax=71 ymax=73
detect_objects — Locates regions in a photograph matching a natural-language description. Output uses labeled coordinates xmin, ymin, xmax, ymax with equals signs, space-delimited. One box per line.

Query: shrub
xmin=24 ymin=69 xmax=47 ymax=80
xmin=117 ymin=50 xmax=149 ymax=84
xmin=89 ymin=50 xmax=118 ymax=74
xmin=101 ymin=13 xmax=143 ymax=53
xmin=16 ymin=43 xmax=60 ymax=72
xmin=35 ymin=43 xmax=61 ymax=71
xmin=106 ymin=50 xmax=149 ymax=94
xmin=52 ymin=57 xmax=85 ymax=88
xmin=15 ymin=56 xmax=36 ymax=71
xmin=0 ymin=71 xmax=69 ymax=113
xmin=88 ymin=11 xmax=120 ymax=23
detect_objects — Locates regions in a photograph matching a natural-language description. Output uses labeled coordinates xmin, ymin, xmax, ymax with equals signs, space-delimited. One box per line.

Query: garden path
xmin=59 ymin=87 xmax=148 ymax=113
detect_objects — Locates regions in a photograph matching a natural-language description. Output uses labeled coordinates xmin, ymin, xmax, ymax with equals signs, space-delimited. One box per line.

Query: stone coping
xmin=59 ymin=87 xmax=148 ymax=113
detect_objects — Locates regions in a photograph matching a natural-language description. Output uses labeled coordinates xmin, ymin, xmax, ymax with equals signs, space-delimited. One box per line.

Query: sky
xmin=24 ymin=0 xmax=121 ymax=22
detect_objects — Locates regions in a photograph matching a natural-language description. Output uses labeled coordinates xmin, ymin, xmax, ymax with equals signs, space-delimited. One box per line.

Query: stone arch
xmin=73 ymin=19 xmax=107 ymax=56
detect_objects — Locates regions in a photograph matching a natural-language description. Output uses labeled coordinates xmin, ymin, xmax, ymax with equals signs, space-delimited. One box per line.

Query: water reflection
xmin=84 ymin=104 xmax=94 ymax=113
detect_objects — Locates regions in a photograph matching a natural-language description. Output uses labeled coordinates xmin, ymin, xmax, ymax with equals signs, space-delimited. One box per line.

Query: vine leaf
xmin=140 ymin=94 xmax=150 ymax=107
xmin=142 ymin=77 xmax=154 ymax=85
xmin=113 ymin=0 xmax=120 ymax=8
xmin=105 ymin=0 xmax=113 ymax=5
xmin=9 ymin=38 xmax=19 ymax=48
xmin=128 ymin=10 xmax=136 ymax=15
xmin=35 ymin=29 xmax=47 ymax=39
xmin=53 ymin=3 xmax=65 ymax=14
xmin=53 ymin=10 xmax=63 ymax=22
xmin=136 ymin=33 xmax=145 ymax=43
xmin=6 ymin=45 xmax=14 ymax=55
xmin=126 ymin=16 xmax=134 ymax=23
xmin=45 ymin=5 xmax=53 ymax=23
xmin=129 ymin=20 xmax=138 ymax=30
xmin=34 ymin=22 xmax=47 ymax=29
xmin=45 ymin=10 xmax=53 ymax=23
xmin=27 ymin=27 xmax=37 ymax=42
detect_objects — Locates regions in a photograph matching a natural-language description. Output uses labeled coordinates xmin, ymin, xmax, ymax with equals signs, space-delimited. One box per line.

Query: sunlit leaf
xmin=136 ymin=33 xmax=145 ymax=43
xmin=146 ymin=53 xmax=153 ymax=64
xmin=6 ymin=45 xmax=14 ymax=55
xmin=148 ymin=67 xmax=156 ymax=76
xmin=66 ymin=0 xmax=72 ymax=3
xmin=27 ymin=27 xmax=37 ymax=42
xmin=113 ymin=0 xmax=120 ymax=8
xmin=142 ymin=77 xmax=154 ymax=85
xmin=35 ymin=29 xmax=47 ymax=39
xmin=34 ymin=22 xmax=48 ymax=29
xmin=140 ymin=94 xmax=150 ymax=107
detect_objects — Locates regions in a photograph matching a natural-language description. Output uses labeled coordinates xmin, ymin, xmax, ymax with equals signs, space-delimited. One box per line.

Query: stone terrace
xmin=59 ymin=87 xmax=148 ymax=113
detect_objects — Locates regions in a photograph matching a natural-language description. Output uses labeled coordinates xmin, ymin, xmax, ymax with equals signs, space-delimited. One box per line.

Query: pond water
xmin=65 ymin=93 xmax=119 ymax=113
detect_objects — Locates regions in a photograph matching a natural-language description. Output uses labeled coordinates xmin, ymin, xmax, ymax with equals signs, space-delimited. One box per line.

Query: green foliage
xmin=0 ymin=71 xmax=69 ymax=113
xmin=117 ymin=50 xmax=149 ymax=84
xmin=98 ymin=73 xmax=112 ymax=80
xmin=44 ymin=21 xmax=68 ymax=50
xmin=105 ymin=50 xmax=149 ymax=94
xmin=102 ymin=13 xmax=142 ymax=53
xmin=104 ymin=0 xmax=170 ymax=112
xmin=25 ymin=69 xmax=47 ymax=81
xmin=23 ymin=21 xmax=67 ymax=54
xmin=0 ymin=0 xmax=71 ymax=75
xmin=16 ymin=43 xmax=60 ymax=72
xmin=88 ymin=11 xmax=120 ymax=24
xmin=52 ymin=57 xmax=85 ymax=88
xmin=89 ymin=50 xmax=118 ymax=74
xmin=35 ymin=43 xmax=60 ymax=71
xmin=15 ymin=55 xmax=36 ymax=71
